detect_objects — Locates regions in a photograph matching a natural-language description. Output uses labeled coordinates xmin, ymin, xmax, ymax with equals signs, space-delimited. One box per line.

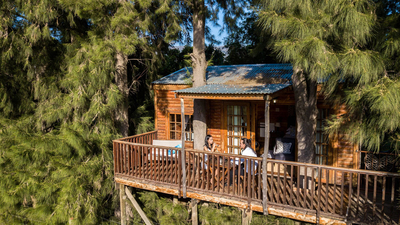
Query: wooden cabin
xmin=114 ymin=64 xmax=400 ymax=225
xmin=152 ymin=64 xmax=379 ymax=171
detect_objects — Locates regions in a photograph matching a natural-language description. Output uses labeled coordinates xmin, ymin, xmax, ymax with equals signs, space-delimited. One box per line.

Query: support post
xmin=125 ymin=187 xmax=153 ymax=225
xmin=120 ymin=183 xmax=127 ymax=225
xmin=190 ymin=199 xmax=199 ymax=225
xmin=181 ymin=98 xmax=187 ymax=198
xmin=241 ymin=208 xmax=253 ymax=225
xmin=262 ymin=95 xmax=270 ymax=215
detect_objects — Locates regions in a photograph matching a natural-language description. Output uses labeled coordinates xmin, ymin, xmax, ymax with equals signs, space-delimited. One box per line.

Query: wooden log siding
xmin=154 ymin=89 xmax=194 ymax=149
xmin=113 ymin=132 xmax=400 ymax=225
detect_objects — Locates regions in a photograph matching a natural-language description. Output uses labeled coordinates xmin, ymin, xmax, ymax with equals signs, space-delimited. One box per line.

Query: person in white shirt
xmin=240 ymin=138 xmax=257 ymax=158
xmin=230 ymin=138 xmax=258 ymax=185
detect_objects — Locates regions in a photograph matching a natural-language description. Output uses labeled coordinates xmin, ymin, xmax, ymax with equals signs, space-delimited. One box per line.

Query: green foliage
xmin=124 ymin=190 xmax=304 ymax=225
xmin=257 ymin=0 xmax=400 ymax=153
xmin=224 ymin=11 xmax=278 ymax=65
xmin=0 ymin=0 xmax=181 ymax=224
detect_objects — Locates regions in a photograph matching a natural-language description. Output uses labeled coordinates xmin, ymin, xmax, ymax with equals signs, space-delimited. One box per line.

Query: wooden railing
xmin=113 ymin=131 xmax=400 ymax=224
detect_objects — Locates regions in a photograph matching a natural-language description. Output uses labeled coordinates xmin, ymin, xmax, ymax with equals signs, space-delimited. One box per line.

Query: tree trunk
xmin=292 ymin=68 xmax=317 ymax=164
xmin=192 ymin=1 xmax=207 ymax=150
xmin=115 ymin=51 xmax=129 ymax=137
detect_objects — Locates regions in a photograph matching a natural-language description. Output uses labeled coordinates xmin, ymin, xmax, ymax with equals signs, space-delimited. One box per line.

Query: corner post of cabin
xmin=119 ymin=183 xmax=127 ymax=225
xmin=262 ymin=95 xmax=271 ymax=215
xmin=180 ymin=97 xmax=187 ymax=198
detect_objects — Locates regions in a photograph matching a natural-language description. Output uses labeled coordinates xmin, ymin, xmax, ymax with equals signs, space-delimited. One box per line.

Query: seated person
xmin=202 ymin=135 xmax=217 ymax=169
xmin=230 ymin=138 xmax=258 ymax=183
xmin=203 ymin=135 xmax=216 ymax=152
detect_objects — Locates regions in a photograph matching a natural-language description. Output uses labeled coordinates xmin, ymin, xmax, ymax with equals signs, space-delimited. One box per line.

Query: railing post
xmin=181 ymin=98 xmax=187 ymax=198
xmin=262 ymin=96 xmax=270 ymax=215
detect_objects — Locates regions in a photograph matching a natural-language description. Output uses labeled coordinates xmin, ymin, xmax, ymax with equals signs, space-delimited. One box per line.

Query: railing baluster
xmin=346 ymin=172 xmax=353 ymax=219
xmin=332 ymin=170 xmax=337 ymax=214
xmin=258 ymin=160 xmax=262 ymax=200
xmin=119 ymin=142 xmax=123 ymax=174
xmin=197 ymin=153 xmax=201 ymax=189
xmin=303 ymin=166 xmax=308 ymax=209
xmin=311 ymin=167 xmax=315 ymax=211
xmin=202 ymin=152 xmax=206 ymax=190
xmin=289 ymin=164 xmax=294 ymax=206
xmin=325 ymin=168 xmax=329 ymax=212
xmin=237 ymin=159 xmax=241 ymax=196
xmin=271 ymin=162 xmax=275 ymax=203
xmin=227 ymin=156 xmax=231 ymax=195
xmin=157 ymin=147 xmax=161 ymax=181
xmin=178 ymin=150 xmax=181 ymax=197
xmin=391 ymin=176 xmax=395 ymax=215
xmin=373 ymin=175 xmax=377 ymax=217
xmin=381 ymin=176 xmax=386 ymax=222
xmin=217 ymin=154 xmax=221 ymax=193
xmin=277 ymin=163 xmax=281 ymax=204
xmin=317 ymin=167 xmax=322 ymax=223
xmin=340 ymin=171 xmax=345 ymax=216
xmin=212 ymin=154 xmax=215 ymax=192
xmin=296 ymin=166 xmax=300 ymax=207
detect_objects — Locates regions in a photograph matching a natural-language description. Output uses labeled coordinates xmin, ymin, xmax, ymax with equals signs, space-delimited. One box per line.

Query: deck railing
xmin=113 ymin=131 xmax=400 ymax=224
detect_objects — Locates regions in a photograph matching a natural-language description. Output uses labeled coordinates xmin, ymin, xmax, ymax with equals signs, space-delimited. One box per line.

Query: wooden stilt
xmin=191 ymin=199 xmax=199 ymax=225
xmin=120 ymin=183 xmax=127 ymax=225
xmin=241 ymin=208 xmax=252 ymax=225
xmin=173 ymin=197 xmax=179 ymax=205
xmin=125 ymin=187 xmax=152 ymax=225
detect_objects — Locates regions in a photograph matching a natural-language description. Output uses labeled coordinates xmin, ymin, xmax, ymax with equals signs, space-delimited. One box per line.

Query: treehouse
xmin=114 ymin=64 xmax=400 ymax=225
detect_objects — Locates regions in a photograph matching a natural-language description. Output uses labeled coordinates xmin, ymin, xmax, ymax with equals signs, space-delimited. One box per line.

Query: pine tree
xmin=0 ymin=0 xmax=178 ymax=224
xmin=257 ymin=0 xmax=382 ymax=163
xmin=325 ymin=0 xmax=400 ymax=153
xmin=169 ymin=0 xmax=249 ymax=150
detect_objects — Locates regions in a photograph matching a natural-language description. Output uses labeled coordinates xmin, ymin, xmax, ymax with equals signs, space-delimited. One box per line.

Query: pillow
xmin=274 ymin=138 xmax=292 ymax=155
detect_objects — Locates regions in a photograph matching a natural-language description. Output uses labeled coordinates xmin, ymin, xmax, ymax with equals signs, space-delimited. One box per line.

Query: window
xmin=315 ymin=108 xmax=329 ymax=165
xmin=226 ymin=105 xmax=249 ymax=154
xmin=169 ymin=114 xmax=193 ymax=141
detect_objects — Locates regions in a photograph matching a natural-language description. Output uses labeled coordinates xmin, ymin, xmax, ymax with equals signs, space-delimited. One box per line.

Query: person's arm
xmin=211 ymin=143 xmax=216 ymax=152
xmin=203 ymin=145 xmax=208 ymax=151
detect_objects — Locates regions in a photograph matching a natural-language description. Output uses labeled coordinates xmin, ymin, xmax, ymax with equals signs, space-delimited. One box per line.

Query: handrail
xmin=116 ymin=130 xmax=158 ymax=142
xmin=113 ymin=140 xmax=400 ymax=177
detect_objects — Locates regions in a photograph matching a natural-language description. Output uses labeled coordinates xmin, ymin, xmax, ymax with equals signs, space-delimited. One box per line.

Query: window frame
xmin=168 ymin=112 xmax=194 ymax=142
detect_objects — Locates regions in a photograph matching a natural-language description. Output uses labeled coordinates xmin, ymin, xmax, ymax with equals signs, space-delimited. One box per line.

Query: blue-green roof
xmin=152 ymin=64 xmax=293 ymax=85
xmin=174 ymin=83 xmax=291 ymax=95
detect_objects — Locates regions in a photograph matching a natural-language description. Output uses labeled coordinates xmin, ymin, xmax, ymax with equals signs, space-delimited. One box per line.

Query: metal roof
xmin=152 ymin=64 xmax=293 ymax=85
xmin=174 ymin=83 xmax=291 ymax=95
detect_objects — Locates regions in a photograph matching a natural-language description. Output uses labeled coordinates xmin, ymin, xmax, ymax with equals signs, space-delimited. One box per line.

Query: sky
xmin=207 ymin=12 xmax=228 ymax=45
xmin=175 ymin=11 xmax=228 ymax=46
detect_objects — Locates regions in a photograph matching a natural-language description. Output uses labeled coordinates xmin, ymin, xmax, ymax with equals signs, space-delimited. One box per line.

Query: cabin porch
xmin=114 ymin=131 xmax=400 ymax=225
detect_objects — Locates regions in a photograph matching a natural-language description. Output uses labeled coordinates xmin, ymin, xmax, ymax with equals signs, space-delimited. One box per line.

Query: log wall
xmin=153 ymin=84 xmax=358 ymax=169
xmin=154 ymin=85 xmax=194 ymax=149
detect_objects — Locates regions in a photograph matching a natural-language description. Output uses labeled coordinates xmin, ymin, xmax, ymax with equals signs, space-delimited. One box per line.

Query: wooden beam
xmin=115 ymin=177 xmax=345 ymax=225
xmin=262 ymin=95 xmax=271 ymax=215
xmin=125 ymin=187 xmax=153 ymax=225
xmin=152 ymin=84 xmax=191 ymax=90
xmin=181 ymin=98 xmax=187 ymax=198
xmin=120 ymin=183 xmax=127 ymax=225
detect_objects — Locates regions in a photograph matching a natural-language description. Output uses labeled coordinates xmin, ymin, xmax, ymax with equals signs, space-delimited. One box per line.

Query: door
xmin=225 ymin=103 xmax=251 ymax=154
xmin=315 ymin=108 xmax=333 ymax=182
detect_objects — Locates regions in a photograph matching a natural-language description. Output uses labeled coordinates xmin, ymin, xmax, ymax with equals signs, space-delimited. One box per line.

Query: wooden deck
xmin=114 ymin=131 xmax=400 ymax=225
